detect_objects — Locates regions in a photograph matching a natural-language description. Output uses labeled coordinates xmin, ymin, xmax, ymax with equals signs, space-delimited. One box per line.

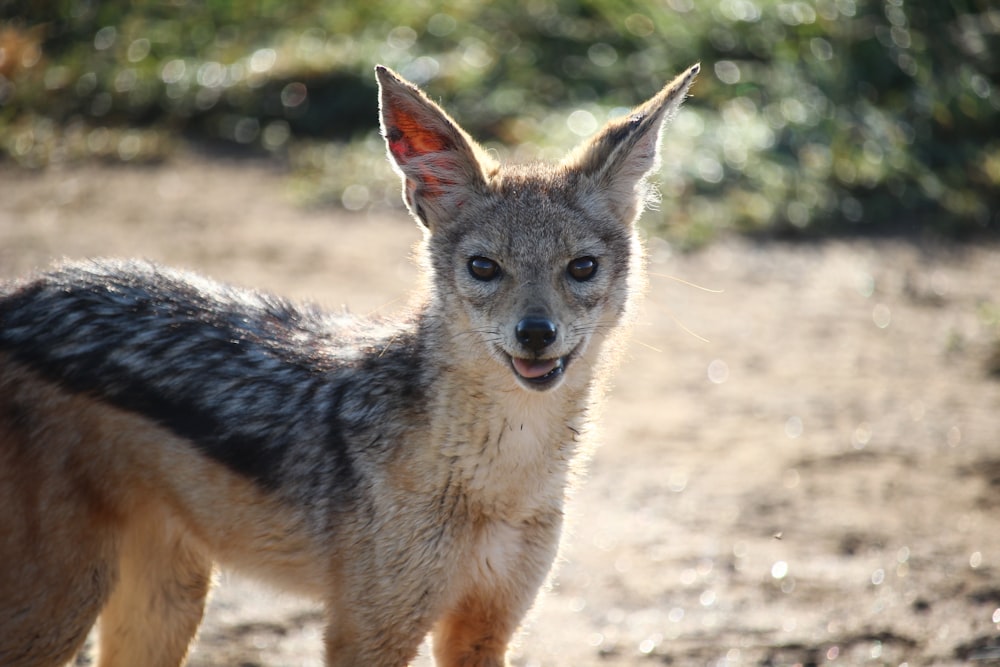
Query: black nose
xmin=515 ymin=317 xmax=557 ymax=352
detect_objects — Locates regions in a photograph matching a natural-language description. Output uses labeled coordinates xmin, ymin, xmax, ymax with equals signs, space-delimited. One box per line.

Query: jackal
xmin=0 ymin=63 xmax=699 ymax=666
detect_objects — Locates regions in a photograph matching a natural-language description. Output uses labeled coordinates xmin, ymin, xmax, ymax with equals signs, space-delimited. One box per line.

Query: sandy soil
xmin=2 ymin=155 xmax=999 ymax=667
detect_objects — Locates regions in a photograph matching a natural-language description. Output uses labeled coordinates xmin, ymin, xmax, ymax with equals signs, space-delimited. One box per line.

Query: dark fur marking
xmin=0 ymin=263 xmax=381 ymax=491
xmin=605 ymin=114 xmax=644 ymax=149
xmin=386 ymin=127 xmax=404 ymax=144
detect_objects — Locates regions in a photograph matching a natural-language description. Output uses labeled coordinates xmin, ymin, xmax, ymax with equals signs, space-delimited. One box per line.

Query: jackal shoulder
xmin=0 ymin=259 xmax=428 ymax=490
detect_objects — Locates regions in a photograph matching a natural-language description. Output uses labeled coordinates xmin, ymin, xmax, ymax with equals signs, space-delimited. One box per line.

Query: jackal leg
xmin=97 ymin=508 xmax=213 ymax=667
xmin=323 ymin=599 xmax=433 ymax=667
xmin=432 ymin=593 xmax=521 ymax=667
xmin=432 ymin=515 xmax=563 ymax=667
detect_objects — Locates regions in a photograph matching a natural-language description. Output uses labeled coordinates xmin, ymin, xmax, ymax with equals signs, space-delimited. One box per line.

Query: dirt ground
xmin=2 ymin=154 xmax=999 ymax=667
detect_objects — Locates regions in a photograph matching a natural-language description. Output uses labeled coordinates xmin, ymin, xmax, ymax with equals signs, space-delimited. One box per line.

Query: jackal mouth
xmin=506 ymin=351 xmax=574 ymax=390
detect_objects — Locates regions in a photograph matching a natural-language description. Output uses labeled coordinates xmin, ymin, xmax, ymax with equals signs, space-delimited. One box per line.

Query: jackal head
xmin=377 ymin=65 xmax=699 ymax=392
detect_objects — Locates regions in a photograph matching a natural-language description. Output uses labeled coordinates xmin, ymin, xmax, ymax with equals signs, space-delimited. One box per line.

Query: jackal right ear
xmin=376 ymin=66 xmax=495 ymax=230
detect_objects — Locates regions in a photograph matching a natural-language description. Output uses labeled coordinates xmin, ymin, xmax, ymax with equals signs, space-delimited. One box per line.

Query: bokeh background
xmin=2 ymin=0 xmax=998 ymax=246
xmin=3 ymin=3 xmax=1000 ymax=666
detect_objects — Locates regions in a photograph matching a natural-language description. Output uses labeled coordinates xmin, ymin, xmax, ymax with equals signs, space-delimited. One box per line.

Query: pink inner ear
xmin=386 ymin=108 xmax=451 ymax=163
xmin=385 ymin=107 xmax=462 ymax=200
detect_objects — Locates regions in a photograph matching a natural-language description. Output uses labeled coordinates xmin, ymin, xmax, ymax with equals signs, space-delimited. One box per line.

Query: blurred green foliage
xmin=1 ymin=0 xmax=998 ymax=242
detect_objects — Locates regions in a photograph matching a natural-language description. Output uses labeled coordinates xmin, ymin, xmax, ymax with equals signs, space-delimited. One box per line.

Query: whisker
xmin=365 ymin=296 xmax=405 ymax=317
xmin=377 ymin=334 xmax=399 ymax=358
xmin=451 ymin=328 xmax=501 ymax=341
xmin=449 ymin=329 xmax=505 ymax=355
xmin=648 ymin=272 xmax=723 ymax=293
xmin=664 ymin=309 xmax=711 ymax=343
xmin=633 ymin=339 xmax=663 ymax=354
xmin=570 ymin=325 xmax=613 ymax=338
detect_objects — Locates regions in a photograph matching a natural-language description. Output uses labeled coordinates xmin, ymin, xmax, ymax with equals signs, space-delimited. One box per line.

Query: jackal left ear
xmin=563 ymin=64 xmax=700 ymax=225
xmin=376 ymin=66 xmax=496 ymax=231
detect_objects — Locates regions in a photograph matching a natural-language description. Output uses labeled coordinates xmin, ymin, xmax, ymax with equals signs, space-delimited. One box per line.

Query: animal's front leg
xmin=324 ymin=587 xmax=437 ymax=667
xmin=323 ymin=534 xmax=446 ymax=667
xmin=97 ymin=509 xmax=212 ymax=667
xmin=432 ymin=593 xmax=517 ymax=667
xmin=432 ymin=513 xmax=563 ymax=667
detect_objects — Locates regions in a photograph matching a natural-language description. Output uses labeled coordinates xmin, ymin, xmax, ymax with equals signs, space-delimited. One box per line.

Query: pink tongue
xmin=512 ymin=357 xmax=559 ymax=379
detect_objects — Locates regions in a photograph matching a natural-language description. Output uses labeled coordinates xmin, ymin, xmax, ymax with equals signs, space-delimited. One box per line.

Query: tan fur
xmin=0 ymin=358 xmax=321 ymax=666
xmin=0 ymin=65 xmax=698 ymax=666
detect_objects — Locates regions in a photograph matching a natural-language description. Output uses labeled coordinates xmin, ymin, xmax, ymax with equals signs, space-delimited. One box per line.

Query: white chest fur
xmin=469 ymin=519 xmax=522 ymax=583
xmin=448 ymin=391 xmax=577 ymax=521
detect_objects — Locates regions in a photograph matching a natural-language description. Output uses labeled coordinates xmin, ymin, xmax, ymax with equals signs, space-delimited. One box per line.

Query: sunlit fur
xmin=0 ymin=63 xmax=698 ymax=667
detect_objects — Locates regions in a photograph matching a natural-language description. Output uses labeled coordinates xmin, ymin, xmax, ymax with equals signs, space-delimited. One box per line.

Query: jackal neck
xmin=410 ymin=310 xmax=596 ymax=519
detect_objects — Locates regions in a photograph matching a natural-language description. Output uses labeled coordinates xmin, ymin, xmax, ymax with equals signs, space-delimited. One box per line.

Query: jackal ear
xmin=563 ymin=64 xmax=700 ymax=225
xmin=376 ymin=66 xmax=496 ymax=230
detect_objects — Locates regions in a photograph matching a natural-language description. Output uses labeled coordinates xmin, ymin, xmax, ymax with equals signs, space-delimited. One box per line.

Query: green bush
xmin=1 ymin=0 xmax=997 ymax=243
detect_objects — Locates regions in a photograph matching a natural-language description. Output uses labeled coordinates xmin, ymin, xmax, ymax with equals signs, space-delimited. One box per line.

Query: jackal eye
xmin=468 ymin=256 xmax=501 ymax=281
xmin=567 ymin=256 xmax=598 ymax=282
